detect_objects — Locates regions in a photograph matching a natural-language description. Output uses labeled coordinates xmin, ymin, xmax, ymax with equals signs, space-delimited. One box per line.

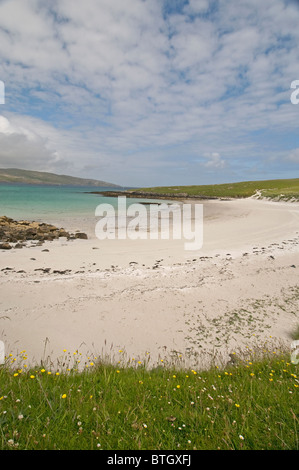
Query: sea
xmin=0 ymin=183 xmax=169 ymax=238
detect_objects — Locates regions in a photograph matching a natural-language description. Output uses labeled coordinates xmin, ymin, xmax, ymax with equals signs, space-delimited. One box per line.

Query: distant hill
xmin=0 ymin=168 xmax=119 ymax=187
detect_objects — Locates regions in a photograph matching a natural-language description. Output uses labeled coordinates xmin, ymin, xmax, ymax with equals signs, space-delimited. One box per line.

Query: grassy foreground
xmin=0 ymin=349 xmax=298 ymax=450
xmin=135 ymin=178 xmax=299 ymax=200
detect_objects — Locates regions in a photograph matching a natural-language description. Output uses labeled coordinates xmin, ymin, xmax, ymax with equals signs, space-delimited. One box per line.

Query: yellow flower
xmin=235 ymin=403 xmax=240 ymax=408
xmin=41 ymin=369 xmax=45 ymax=373
xmin=30 ymin=375 xmax=35 ymax=379
xmin=176 ymin=385 xmax=181 ymax=389
xmin=61 ymin=394 xmax=67 ymax=399
xmin=14 ymin=373 xmax=19 ymax=377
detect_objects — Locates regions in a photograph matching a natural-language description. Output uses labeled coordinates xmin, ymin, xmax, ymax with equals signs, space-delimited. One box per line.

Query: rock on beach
xmin=0 ymin=216 xmax=88 ymax=248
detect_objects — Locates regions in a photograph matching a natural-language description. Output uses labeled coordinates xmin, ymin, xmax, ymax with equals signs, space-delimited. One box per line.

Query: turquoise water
xmin=0 ymin=184 xmax=167 ymax=236
xmin=0 ymin=184 xmax=122 ymax=221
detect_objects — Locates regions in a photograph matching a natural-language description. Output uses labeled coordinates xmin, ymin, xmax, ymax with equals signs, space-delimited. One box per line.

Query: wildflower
xmin=176 ymin=385 xmax=181 ymax=389
xmin=41 ymin=369 xmax=45 ymax=373
xmin=235 ymin=403 xmax=240 ymax=408
xmin=13 ymin=373 xmax=19 ymax=377
xmin=239 ymin=435 xmax=244 ymax=440
xmin=18 ymin=414 xmax=24 ymax=420
xmin=143 ymin=424 xmax=147 ymax=428
xmin=61 ymin=394 xmax=67 ymax=399
xmin=55 ymin=372 xmax=60 ymax=376
xmin=30 ymin=375 xmax=35 ymax=379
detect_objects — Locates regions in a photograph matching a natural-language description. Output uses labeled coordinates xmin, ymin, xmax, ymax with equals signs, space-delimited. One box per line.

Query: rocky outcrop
xmin=88 ymin=190 xmax=219 ymax=200
xmin=0 ymin=216 xmax=88 ymax=248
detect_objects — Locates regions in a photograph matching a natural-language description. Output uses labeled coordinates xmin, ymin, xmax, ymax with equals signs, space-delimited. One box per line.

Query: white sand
xmin=1 ymin=197 xmax=299 ymax=369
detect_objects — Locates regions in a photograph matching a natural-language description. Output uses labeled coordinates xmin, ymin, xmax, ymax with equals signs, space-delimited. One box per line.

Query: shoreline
xmin=1 ymin=197 xmax=299 ymax=369
xmin=87 ymin=189 xmax=222 ymax=201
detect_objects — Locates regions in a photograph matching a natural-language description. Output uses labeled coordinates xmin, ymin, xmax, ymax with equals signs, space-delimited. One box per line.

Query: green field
xmin=135 ymin=178 xmax=299 ymax=200
xmin=0 ymin=346 xmax=298 ymax=450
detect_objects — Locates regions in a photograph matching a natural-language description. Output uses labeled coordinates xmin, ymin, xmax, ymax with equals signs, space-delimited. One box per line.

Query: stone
xmin=0 ymin=242 xmax=12 ymax=250
xmin=75 ymin=232 xmax=88 ymax=239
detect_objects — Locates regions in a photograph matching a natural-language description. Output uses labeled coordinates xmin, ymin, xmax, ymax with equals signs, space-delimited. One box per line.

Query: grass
xmin=0 ymin=347 xmax=298 ymax=450
xmin=134 ymin=178 xmax=299 ymax=200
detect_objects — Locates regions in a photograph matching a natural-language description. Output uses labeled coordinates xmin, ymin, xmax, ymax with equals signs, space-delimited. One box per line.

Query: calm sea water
xmin=0 ymin=183 xmax=166 ymax=237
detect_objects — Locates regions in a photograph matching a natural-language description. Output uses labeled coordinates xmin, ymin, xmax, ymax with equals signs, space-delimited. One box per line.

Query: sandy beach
xmin=1 ymin=196 xmax=299 ymax=370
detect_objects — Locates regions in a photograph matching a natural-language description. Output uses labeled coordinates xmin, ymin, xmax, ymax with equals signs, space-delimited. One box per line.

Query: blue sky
xmin=0 ymin=0 xmax=299 ymax=187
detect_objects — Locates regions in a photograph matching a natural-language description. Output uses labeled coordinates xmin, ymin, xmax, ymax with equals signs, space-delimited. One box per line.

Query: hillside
xmin=0 ymin=168 xmax=119 ymax=187
xmin=132 ymin=178 xmax=299 ymax=200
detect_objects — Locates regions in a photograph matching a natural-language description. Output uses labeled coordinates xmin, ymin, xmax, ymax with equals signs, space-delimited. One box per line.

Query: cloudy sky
xmin=0 ymin=0 xmax=299 ymax=187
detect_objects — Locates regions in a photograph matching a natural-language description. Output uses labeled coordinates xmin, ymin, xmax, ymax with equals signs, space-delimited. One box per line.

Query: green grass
xmin=135 ymin=178 xmax=299 ymax=200
xmin=0 ymin=348 xmax=298 ymax=450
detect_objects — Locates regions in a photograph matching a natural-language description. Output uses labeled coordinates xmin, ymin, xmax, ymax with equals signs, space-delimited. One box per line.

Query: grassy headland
xmin=131 ymin=178 xmax=299 ymax=200
xmin=0 ymin=346 xmax=298 ymax=450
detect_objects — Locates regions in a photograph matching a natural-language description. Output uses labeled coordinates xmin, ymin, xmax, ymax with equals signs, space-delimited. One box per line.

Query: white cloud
xmin=0 ymin=114 xmax=65 ymax=171
xmin=286 ymin=148 xmax=299 ymax=164
xmin=202 ymin=152 xmax=227 ymax=170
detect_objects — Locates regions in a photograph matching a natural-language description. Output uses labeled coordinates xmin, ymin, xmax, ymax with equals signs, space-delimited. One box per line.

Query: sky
xmin=0 ymin=0 xmax=299 ymax=187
